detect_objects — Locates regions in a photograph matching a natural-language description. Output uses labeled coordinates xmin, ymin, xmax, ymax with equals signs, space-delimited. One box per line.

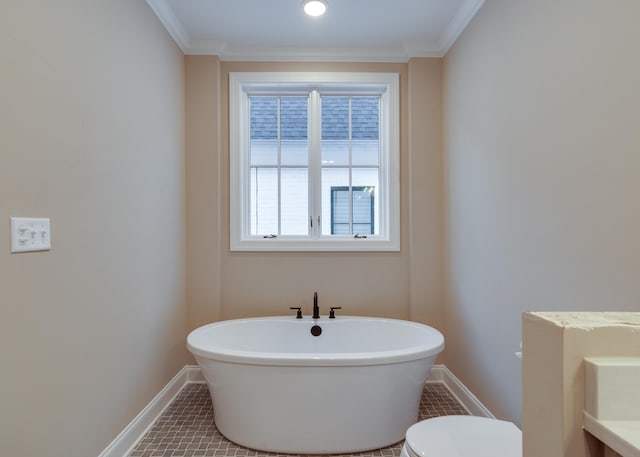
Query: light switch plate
xmin=10 ymin=217 xmax=51 ymax=253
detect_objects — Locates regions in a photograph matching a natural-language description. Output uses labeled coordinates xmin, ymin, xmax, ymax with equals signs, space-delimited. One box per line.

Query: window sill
xmin=230 ymin=237 xmax=400 ymax=252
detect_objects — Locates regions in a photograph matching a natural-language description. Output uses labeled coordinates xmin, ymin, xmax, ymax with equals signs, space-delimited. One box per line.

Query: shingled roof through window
xmin=250 ymin=96 xmax=379 ymax=141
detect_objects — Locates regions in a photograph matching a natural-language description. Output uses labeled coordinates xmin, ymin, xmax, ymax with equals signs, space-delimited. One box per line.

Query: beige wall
xmin=408 ymin=59 xmax=445 ymax=327
xmin=186 ymin=56 xmax=223 ymax=329
xmin=185 ymin=59 xmax=445 ymax=334
xmin=0 ymin=3 xmax=186 ymax=457
xmin=444 ymin=1 xmax=640 ymax=425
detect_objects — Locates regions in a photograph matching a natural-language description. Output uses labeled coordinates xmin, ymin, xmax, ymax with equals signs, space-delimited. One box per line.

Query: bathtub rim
xmin=187 ymin=315 xmax=445 ymax=367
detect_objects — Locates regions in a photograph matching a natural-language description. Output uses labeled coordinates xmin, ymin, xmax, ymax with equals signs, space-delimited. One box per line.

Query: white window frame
xmin=230 ymin=72 xmax=400 ymax=251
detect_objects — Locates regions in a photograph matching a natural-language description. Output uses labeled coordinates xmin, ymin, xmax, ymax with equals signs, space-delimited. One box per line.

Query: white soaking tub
xmin=187 ymin=316 xmax=445 ymax=454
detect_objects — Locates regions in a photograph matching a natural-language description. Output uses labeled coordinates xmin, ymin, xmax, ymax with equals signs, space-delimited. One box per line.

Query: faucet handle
xmin=290 ymin=307 xmax=303 ymax=319
xmin=329 ymin=307 xmax=342 ymax=319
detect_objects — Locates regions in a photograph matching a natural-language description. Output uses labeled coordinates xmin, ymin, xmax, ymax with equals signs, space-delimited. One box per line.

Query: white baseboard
xmin=99 ymin=364 xmax=491 ymax=457
xmin=185 ymin=364 xmax=205 ymax=383
xmin=98 ymin=366 xmax=202 ymax=457
xmin=427 ymin=364 xmax=495 ymax=418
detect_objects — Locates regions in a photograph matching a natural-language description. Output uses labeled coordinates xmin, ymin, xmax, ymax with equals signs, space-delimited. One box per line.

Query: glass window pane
xmin=250 ymin=97 xmax=278 ymax=165
xmin=352 ymin=139 xmax=379 ymax=166
xmin=352 ymin=189 xmax=373 ymax=226
xmin=281 ymin=168 xmax=308 ymax=235
xmin=250 ymin=168 xmax=278 ymax=235
xmin=352 ymin=168 xmax=379 ymax=235
xmin=352 ymin=97 xmax=379 ymax=140
xmin=353 ymin=190 xmax=373 ymax=235
xmin=352 ymin=97 xmax=379 ymax=166
xmin=330 ymin=188 xmax=352 ymax=235
xmin=322 ymin=96 xmax=349 ymax=166
xmin=281 ymin=97 xmax=308 ymax=166
xmin=353 ymin=223 xmax=373 ymax=234
xmin=329 ymin=186 xmax=375 ymax=235
xmin=321 ymin=168 xmax=349 ymax=235
xmin=331 ymin=190 xmax=350 ymax=234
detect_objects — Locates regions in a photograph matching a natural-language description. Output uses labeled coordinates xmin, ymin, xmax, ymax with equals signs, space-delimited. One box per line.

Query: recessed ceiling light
xmin=303 ymin=0 xmax=327 ymax=17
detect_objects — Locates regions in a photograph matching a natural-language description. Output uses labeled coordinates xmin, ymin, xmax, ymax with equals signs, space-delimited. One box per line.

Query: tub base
xmin=198 ymin=357 xmax=435 ymax=454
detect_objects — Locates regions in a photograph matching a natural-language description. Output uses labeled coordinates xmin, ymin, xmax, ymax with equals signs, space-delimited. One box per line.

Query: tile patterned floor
xmin=129 ymin=382 xmax=469 ymax=457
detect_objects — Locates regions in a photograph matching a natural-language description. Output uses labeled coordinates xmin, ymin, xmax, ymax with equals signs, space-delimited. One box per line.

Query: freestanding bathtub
xmin=187 ymin=316 xmax=445 ymax=454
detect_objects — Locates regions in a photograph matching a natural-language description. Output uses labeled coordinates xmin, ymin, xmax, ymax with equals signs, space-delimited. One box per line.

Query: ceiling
xmin=146 ymin=0 xmax=485 ymax=61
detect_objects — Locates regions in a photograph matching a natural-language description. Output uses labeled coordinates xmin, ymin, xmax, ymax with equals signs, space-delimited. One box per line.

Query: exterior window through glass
xmin=330 ymin=186 xmax=375 ymax=235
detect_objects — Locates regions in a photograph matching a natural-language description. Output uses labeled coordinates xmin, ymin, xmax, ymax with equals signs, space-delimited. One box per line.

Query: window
xmin=230 ymin=72 xmax=399 ymax=251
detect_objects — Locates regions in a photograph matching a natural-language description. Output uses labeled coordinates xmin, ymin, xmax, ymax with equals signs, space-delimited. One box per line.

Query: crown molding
xmin=147 ymin=0 xmax=485 ymax=61
xmin=437 ymin=0 xmax=486 ymax=55
xmin=146 ymin=0 xmax=189 ymax=50
xmin=402 ymin=42 xmax=448 ymax=60
xmin=218 ymin=46 xmax=414 ymax=63
xmin=182 ymin=39 xmax=227 ymax=56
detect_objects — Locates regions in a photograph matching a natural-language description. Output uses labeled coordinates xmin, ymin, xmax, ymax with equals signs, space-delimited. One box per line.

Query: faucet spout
xmin=313 ymin=292 xmax=320 ymax=319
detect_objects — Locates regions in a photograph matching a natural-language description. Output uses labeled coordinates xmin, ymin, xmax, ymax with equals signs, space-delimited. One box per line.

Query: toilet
xmin=400 ymin=415 xmax=522 ymax=457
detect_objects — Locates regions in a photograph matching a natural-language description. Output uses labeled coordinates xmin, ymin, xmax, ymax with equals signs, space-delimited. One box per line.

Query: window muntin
xmin=230 ymin=72 xmax=399 ymax=251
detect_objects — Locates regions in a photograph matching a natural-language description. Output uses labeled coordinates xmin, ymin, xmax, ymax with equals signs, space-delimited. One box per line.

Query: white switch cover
xmin=11 ymin=217 xmax=51 ymax=253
